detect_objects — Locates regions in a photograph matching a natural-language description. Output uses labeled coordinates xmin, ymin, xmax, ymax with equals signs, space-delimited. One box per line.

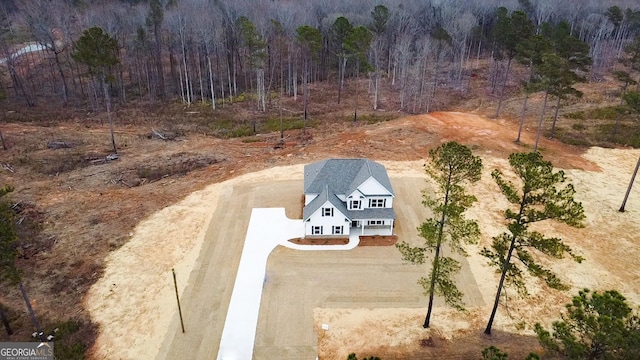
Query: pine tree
xmin=296 ymin=25 xmax=322 ymax=134
xmin=397 ymin=141 xmax=482 ymax=328
xmin=332 ymin=17 xmax=353 ymax=105
xmin=493 ymin=8 xmax=534 ymax=118
xmin=535 ymin=289 xmax=640 ymax=359
xmin=344 ymin=25 xmax=373 ymax=122
xmin=146 ymin=0 xmax=165 ymax=98
xmin=541 ymin=21 xmax=591 ymax=139
xmin=612 ymin=70 xmax=637 ymax=136
xmin=237 ymin=16 xmax=267 ymax=115
xmin=72 ymin=27 xmax=120 ymax=155
xmin=483 ymin=152 xmax=585 ymax=335
xmin=514 ymin=34 xmax=553 ymax=143
xmin=0 ymin=185 xmax=19 ymax=283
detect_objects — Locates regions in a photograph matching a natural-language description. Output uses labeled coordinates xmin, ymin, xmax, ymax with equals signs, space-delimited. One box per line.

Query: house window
xmin=322 ymin=207 xmax=334 ymax=217
xmin=367 ymin=220 xmax=385 ymax=226
xmin=350 ymin=200 xmax=361 ymax=210
xmin=369 ymin=199 xmax=386 ymax=208
xmin=312 ymin=226 xmax=323 ymax=235
xmin=332 ymin=226 xmax=343 ymax=235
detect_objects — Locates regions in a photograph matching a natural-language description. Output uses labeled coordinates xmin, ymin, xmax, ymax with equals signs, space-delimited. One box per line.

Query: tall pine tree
xmin=483 ymin=152 xmax=585 ymax=335
xmin=72 ymin=27 xmax=120 ymax=155
xmin=397 ymin=142 xmax=482 ymax=328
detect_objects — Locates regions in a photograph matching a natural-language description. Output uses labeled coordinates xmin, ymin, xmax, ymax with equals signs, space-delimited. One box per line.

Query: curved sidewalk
xmin=217 ymin=208 xmax=359 ymax=360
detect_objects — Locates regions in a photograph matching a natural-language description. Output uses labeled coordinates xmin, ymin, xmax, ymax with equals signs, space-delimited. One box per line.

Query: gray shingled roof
xmin=304 ymin=159 xmax=395 ymax=196
xmin=302 ymin=185 xmax=346 ymax=220
xmin=303 ymin=159 xmax=396 ymax=221
xmin=344 ymin=207 xmax=396 ymax=220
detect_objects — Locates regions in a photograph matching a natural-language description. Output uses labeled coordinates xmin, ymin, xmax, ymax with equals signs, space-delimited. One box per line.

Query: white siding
xmin=347 ymin=190 xmax=363 ymax=198
xmin=347 ymin=190 xmax=365 ymax=210
xmin=304 ymin=201 xmax=350 ymax=236
xmin=358 ymin=177 xmax=392 ymax=196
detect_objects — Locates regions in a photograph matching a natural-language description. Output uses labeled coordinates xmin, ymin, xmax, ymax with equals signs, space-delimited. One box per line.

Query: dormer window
xmin=350 ymin=200 xmax=361 ymax=210
xmin=322 ymin=207 xmax=334 ymax=217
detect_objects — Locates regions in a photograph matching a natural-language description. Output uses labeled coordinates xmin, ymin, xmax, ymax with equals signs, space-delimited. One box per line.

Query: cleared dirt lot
xmin=82 ymin=112 xmax=640 ymax=360
xmin=150 ymin=173 xmax=484 ymax=360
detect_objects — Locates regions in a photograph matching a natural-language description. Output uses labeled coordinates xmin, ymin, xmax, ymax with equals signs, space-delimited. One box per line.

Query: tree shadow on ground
xmin=359 ymin=329 xmax=546 ymax=360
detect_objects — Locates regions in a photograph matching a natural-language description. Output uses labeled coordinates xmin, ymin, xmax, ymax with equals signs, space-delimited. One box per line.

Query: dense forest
xmin=1 ymin=0 xmax=640 ymax=116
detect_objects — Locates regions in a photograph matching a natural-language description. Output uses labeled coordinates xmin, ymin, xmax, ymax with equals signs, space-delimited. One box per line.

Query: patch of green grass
xmin=206 ymin=118 xmax=233 ymax=130
xmin=587 ymin=106 xmax=619 ymax=120
xmin=572 ymin=123 xmax=586 ymax=131
xmin=554 ymin=124 xmax=600 ymax=147
xmin=215 ymin=92 xmax=251 ymax=105
xmin=596 ymin=123 xmax=640 ymax=147
xmin=227 ymin=125 xmax=255 ymax=138
xmin=55 ymin=342 xmax=86 ymax=360
xmin=56 ymin=319 xmax=81 ymax=336
xmin=263 ymin=117 xmax=306 ymax=132
xmin=558 ymin=134 xmax=592 ymax=146
xmin=205 ymin=119 xmax=260 ymax=138
xmin=347 ymin=113 xmax=399 ymax=124
xmin=565 ymin=111 xmax=585 ymax=120
xmin=47 ymin=320 xmax=87 ymax=360
xmin=241 ymin=137 xmax=263 ymax=143
xmin=358 ymin=114 xmax=398 ymax=124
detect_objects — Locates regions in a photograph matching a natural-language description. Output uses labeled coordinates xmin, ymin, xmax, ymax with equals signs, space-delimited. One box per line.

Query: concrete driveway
xmin=218 ymin=208 xmax=362 ymax=360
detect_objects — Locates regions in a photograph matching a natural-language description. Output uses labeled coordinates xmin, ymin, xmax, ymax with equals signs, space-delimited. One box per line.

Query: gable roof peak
xmin=304 ymin=158 xmax=394 ymax=196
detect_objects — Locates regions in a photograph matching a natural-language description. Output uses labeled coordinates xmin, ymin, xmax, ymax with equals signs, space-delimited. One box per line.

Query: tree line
xmin=1 ymin=0 xmax=640 ymax=116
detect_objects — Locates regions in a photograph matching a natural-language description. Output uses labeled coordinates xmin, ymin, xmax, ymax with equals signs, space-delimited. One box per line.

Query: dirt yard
xmin=75 ymin=112 xmax=640 ymax=359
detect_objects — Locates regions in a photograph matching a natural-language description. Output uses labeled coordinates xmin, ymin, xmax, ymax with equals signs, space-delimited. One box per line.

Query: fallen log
xmin=47 ymin=141 xmax=71 ymax=149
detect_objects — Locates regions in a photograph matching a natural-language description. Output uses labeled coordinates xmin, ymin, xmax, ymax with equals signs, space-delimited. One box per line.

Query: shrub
xmin=588 ymin=106 xmax=619 ymax=120
xmin=263 ymin=117 xmax=306 ymax=132
xmin=228 ymin=126 xmax=255 ymax=138
xmin=596 ymin=124 xmax=640 ymax=147
xmin=572 ymin=123 xmax=586 ymax=131
xmin=347 ymin=114 xmax=398 ymax=124
xmin=50 ymin=320 xmax=87 ymax=360
xmin=565 ymin=111 xmax=585 ymax=120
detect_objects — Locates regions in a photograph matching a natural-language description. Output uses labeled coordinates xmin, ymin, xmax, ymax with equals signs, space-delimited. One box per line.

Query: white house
xmin=303 ymin=158 xmax=396 ymax=237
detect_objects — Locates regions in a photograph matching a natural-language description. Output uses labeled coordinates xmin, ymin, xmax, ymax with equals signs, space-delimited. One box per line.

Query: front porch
xmin=350 ymin=219 xmax=394 ymax=236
